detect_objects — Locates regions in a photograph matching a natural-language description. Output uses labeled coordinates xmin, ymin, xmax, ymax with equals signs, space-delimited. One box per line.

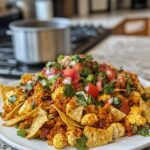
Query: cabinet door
xmin=90 ymin=0 xmax=108 ymax=12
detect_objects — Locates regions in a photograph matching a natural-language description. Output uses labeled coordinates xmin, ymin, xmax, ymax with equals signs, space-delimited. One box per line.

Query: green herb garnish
xmin=141 ymin=93 xmax=149 ymax=102
xmin=81 ymin=67 xmax=92 ymax=77
xmin=0 ymin=112 xmax=2 ymax=117
xmin=64 ymin=84 xmax=75 ymax=97
xmin=86 ymin=74 xmax=94 ymax=83
xmin=88 ymin=96 xmax=104 ymax=106
xmin=17 ymin=129 xmax=26 ymax=137
xmin=138 ymin=125 xmax=150 ymax=136
xmin=26 ymin=83 xmax=33 ymax=91
xmin=126 ymin=82 xmax=133 ymax=94
xmin=46 ymin=61 xmax=61 ymax=69
xmin=31 ymin=101 xmax=36 ymax=110
xmin=76 ymin=94 xmax=87 ymax=107
xmin=75 ymin=135 xmax=88 ymax=150
xmin=8 ymin=95 xmax=17 ymax=104
xmin=57 ymin=55 xmax=64 ymax=61
xmin=103 ymin=82 xmax=114 ymax=94
xmin=113 ymin=97 xmax=122 ymax=107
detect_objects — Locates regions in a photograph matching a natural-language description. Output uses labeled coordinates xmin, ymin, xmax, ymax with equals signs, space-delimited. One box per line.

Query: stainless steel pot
xmin=9 ymin=18 xmax=71 ymax=64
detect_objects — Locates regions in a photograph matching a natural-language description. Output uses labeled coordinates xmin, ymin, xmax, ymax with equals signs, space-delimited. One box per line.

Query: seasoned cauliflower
xmin=108 ymin=123 xmax=125 ymax=139
xmin=98 ymin=94 xmax=111 ymax=102
xmin=127 ymin=106 xmax=146 ymax=126
xmin=83 ymin=126 xmax=113 ymax=148
xmin=52 ymin=86 xmax=64 ymax=100
xmin=53 ymin=133 xmax=67 ymax=149
xmin=81 ymin=113 xmax=98 ymax=126
xmin=18 ymin=100 xmax=32 ymax=115
xmin=66 ymin=100 xmax=84 ymax=123
xmin=140 ymin=99 xmax=150 ymax=123
xmin=130 ymin=91 xmax=141 ymax=105
xmin=66 ymin=130 xmax=78 ymax=146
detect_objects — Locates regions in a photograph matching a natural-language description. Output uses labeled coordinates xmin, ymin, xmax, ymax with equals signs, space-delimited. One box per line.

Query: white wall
xmin=91 ymin=0 xmax=108 ymax=11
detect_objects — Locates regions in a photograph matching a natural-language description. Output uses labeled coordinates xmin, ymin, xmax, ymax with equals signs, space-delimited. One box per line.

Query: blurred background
xmin=0 ymin=0 xmax=150 ymax=80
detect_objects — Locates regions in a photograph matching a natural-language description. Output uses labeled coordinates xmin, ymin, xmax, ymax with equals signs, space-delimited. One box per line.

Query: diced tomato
xmin=106 ymin=67 xmax=116 ymax=81
xmin=99 ymin=64 xmax=107 ymax=72
xmin=63 ymin=67 xmax=80 ymax=81
xmin=96 ymin=80 xmax=102 ymax=91
xmin=99 ymin=64 xmax=116 ymax=81
xmin=119 ymin=99 xmax=130 ymax=114
xmin=85 ymin=83 xmax=99 ymax=98
xmin=73 ymin=63 xmax=83 ymax=72
xmin=50 ymin=68 xmax=61 ymax=75
xmin=116 ymin=74 xmax=126 ymax=88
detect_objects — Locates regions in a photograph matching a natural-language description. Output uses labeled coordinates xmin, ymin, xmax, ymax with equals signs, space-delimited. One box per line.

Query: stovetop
xmin=0 ymin=25 xmax=111 ymax=79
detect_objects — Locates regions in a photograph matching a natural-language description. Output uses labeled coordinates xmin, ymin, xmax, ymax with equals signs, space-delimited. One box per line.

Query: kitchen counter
xmin=71 ymin=9 xmax=150 ymax=29
xmin=0 ymin=35 xmax=150 ymax=150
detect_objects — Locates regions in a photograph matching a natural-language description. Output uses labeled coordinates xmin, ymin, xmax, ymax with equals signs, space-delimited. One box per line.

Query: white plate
xmin=0 ymin=77 xmax=150 ymax=150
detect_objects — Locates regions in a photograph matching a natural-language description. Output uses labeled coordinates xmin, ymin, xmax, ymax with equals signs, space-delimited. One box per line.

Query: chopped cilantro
xmin=71 ymin=54 xmax=93 ymax=63
xmin=57 ymin=55 xmax=64 ymax=61
xmin=71 ymin=55 xmax=82 ymax=62
xmin=17 ymin=129 xmax=26 ymax=137
xmin=138 ymin=124 xmax=150 ymax=136
xmin=141 ymin=93 xmax=149 ymax=102
xmin=0 ymin=112 xmax=2 ymax=117
xmin=26 ymin=83 xmax=33 ymax=91
xmin=81 ymin=67 xmax=92 ymax=77
xmin=64 ymin=84 xmax=75 ymax=97
xmin=126 ymin=82 xmax=133 ymax=94
xmin=46 ymin=61 xmax=61 ymax=69
xmin=31 ymin=101 xmax=36 ymax=110
xmin=75 ymin=135 xmax=88 ymax=150
xmin=8 ymin=95 xmax=17 ymax=104
xmin=84 ymin=54 xmax=93 ymax=61
xmin=76 ymin=94 xmax=87 ymax=107
xmin=103 ymin=82 xmax=114 ymax=94
xmin=88 ymin=96 xmax=104 ymax=106
xmin=36 ymin=72 xmax=44 ymax=80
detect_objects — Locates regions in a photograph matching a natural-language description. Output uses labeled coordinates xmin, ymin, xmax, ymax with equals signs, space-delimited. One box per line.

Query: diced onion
xmin=63 ymin=77 xmax=72 ymax=84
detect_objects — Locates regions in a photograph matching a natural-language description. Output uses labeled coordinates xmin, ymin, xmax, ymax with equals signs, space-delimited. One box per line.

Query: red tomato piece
xmin=63 ymin=67 xmax=80 ymax=81
xmin=85 ymin=83 xmax=99 ymax=98
xmin=106 ymin=67 xmax=116 ymax=81
xmin=50 ymin=68 xmax=61 ymax=75
xmin=73 ymin=63 xmax=83 ymax=72
xmin=119 ymin=100 xmax=130 ymax=115
xmin=96 ymin=80 xmax=103 ymax=91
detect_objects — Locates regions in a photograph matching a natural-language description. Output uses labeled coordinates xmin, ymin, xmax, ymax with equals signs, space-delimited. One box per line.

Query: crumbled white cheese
xmin=63 ymin=77 xmax=72 ymax=84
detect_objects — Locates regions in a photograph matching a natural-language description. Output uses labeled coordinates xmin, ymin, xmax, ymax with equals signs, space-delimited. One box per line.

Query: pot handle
xmin=6 ymin=30 xmax=12 ymax=35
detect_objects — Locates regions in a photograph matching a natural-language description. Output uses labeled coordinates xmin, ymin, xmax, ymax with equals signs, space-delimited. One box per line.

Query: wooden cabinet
xmin=113 ymin=18 xmax=149 ymax=36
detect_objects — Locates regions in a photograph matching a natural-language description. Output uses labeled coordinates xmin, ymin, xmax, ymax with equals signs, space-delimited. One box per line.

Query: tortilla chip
xmin=109 ymin=106 xmax=126 ymax=121
xmin=0 ymin=84 xmax=15 ymax=102
xmin=26 ymin=107 xmax=48 ymax=139
xmin=3 ymin=107 xmax=38 ymax=126
xmin=145 ymin=87 xmax=150 ymax=94
xmin=4 ymin=102 xmax=24 ymax=120
xmin=140 ymin=99 xmax=150 ymax=123
xmin=84 ymin=126 xmax=113 ymax=148
xmin=21 ymin=73 xmax=33 ymax=84
xmin=52 ymin=105 xmax=83 ymax=129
